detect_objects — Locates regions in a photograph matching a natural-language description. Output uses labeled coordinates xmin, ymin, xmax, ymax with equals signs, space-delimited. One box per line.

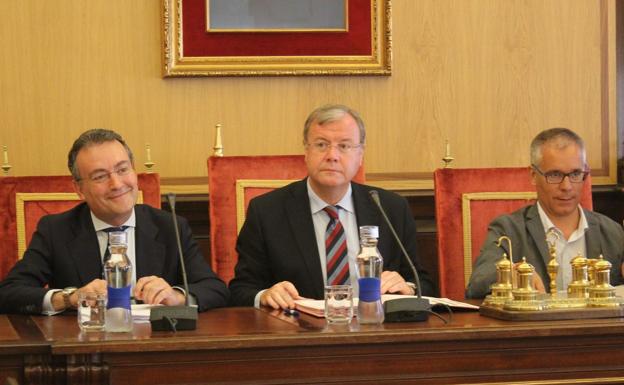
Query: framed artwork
xmin=162 ymin=0 xmax=392 ymax=76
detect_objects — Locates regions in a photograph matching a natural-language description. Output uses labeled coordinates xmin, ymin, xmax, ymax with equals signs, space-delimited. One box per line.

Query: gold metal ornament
xmin=546 ymin=229 xmax=560 ymax=297
xmin=442 ymin=140 xmax=454 ymax=168
xmin=1 ymin=146 xmax=11 ymax=175
xmin=588 ymin=255 xmax=619 ymax=307
xmin=482 ymin=252 xmax=513 ymax=308
xmin=213 ymin=124 xmax=224 ymax=157
xmin=144 ymin=143 xmax=155 ymax=173
xmin=568 ymin=252 xmax=590 ymax=299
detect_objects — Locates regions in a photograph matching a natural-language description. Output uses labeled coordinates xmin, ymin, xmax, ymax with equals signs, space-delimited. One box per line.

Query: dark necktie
xmin=102 ymin=226 xmax=129 ymax=262
xmin=324 ymin=206 xmax=349 ymax=285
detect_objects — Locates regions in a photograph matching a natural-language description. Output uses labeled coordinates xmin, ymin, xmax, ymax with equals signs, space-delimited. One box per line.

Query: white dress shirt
xmin=253 ymin=181 xmax=361 ymax=307
xmin=536 ymin=202 xmax=588 ymax=291
xmin=42 ymin=210 xmax=137 ymax=314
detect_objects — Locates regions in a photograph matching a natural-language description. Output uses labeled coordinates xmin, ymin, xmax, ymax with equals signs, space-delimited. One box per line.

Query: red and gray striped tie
xmin=324 ymin=206 xmax=349 ymax=285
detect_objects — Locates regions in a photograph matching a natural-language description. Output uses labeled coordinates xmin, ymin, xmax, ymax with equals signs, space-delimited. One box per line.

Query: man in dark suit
xmin=229 ymin=104 xmax=434 ymax=309
xmin=0 ymin=129 xmax=228 ymax=314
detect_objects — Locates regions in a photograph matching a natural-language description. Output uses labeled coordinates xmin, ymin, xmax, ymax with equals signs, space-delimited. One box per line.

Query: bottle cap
xmin=108 ymin=231 xmax=128 ymax=246
xmin=359 ymin=225 xmax=379 ymax=239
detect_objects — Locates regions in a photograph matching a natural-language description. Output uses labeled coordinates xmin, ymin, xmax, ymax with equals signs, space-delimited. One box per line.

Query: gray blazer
xmin=466 ymin=204 xmax=624 ymax=299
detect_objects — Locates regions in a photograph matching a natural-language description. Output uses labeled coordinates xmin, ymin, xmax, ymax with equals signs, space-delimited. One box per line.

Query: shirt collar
xmin=306 ymin=179 xmax=354 ymax=214
xmin=91 ymin=209 xmax=136 ymax=232
xmin=536 ymin=201 xmax=588 ymax=237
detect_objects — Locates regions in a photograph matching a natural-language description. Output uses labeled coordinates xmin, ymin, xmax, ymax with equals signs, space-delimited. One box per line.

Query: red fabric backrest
xmin=433 ymin=167 xmax=592 ymax=300
xmin=208 ymin=155 xmax=365 ymax=283
xmin=0 ymin=174 xmax=160 ymax=280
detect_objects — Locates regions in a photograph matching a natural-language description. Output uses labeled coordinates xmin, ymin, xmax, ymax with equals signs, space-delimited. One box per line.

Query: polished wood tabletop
xmin=3 ymin=307 xmax=624 ymax=384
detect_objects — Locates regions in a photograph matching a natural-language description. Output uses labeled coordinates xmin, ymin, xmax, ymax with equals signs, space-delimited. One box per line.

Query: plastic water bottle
xmin=104 ymin=231 xmax=133 ymax=332
xmin=356 ymin=225 xmax=384 ymax=324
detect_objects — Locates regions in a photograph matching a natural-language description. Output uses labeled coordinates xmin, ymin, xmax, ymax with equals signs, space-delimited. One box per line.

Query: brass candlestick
xmin=144 ymin=143 xmax=155 ymax=173
xmin=213 ymin=123 xmax=224 ymax=157
xmin=1 ymin=146 xmax=11 ymax=175
xmin=546 ymin=229 xmax=560 ymax=297
xmin=441 ymin=140 xmax=454 ymax=168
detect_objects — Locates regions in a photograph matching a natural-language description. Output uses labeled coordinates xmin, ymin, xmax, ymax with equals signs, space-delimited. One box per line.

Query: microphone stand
xmin=150 ymin=193 xmax=198 ymax=331
xmin=369 ymin=190 xmax=431 ymax=322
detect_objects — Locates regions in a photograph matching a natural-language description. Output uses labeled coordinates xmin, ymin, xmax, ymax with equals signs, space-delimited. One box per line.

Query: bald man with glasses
xmin=229 ymin=104 xmax=435 ymax=309
xmin=0 ymin=129 xmax=229 ymax=314
xmin=466 ymin=128 xmax=624 ymax=298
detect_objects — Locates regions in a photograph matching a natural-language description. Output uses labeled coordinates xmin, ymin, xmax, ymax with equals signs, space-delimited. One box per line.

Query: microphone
xmin=368 ymin=190 xmax=431 ymax=322
xmin=150 ymin=193 xmax=198 ymax=331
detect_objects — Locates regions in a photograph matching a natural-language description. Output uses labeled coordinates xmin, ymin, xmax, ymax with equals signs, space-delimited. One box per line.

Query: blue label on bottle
xmin=358 ymin=277 xmax=381 ymax=302
xmin=107 ymin=286 xmax=131 ymax=310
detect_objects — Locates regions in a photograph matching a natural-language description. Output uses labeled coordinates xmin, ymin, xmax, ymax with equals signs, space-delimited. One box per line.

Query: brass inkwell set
xmin=480 ymin=231 xmax=624 ymax=320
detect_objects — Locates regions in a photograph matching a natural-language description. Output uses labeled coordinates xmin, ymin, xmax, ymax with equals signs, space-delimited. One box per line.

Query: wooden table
xmin=3 ymin=307 xmax=624 ymax=384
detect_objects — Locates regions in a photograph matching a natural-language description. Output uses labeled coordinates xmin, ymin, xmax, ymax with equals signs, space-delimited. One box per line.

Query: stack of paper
xmin=294 ymin=295 xmax=478 ymax=318
xmin=131 ymin=304 xmax=162 ymax=323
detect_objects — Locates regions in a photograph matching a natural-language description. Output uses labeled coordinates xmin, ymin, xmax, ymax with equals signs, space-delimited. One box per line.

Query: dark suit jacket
xmin=0 ymin=203 xmax=229 ymax=314
xmin=466 ymin=204 xmax=624 ymax=298
xmin=229 ymin=179 xmax=434 ymax=306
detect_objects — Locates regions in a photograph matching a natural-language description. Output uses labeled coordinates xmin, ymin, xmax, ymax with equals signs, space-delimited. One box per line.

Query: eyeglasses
xmin=531 ymin=164 xmax=589 ymax=184
xmin=305 ymin=141 xmax=363 ymax=154
xmin=83 ymin=163 xmax=133 ymax=184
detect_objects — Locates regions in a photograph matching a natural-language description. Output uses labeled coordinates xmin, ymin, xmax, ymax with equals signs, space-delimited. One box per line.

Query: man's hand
xmin=52 ymin=278 xmax=106 ymax=311
xmin=260 ymin=281 xmax=300 ymax=310
xmin=79 ymin=279 xmax=107 ymax=296
xmin=381 ymin=271 xmax=415 ymax=295
xmin=134 ymin=276 xmax=185 ymax=306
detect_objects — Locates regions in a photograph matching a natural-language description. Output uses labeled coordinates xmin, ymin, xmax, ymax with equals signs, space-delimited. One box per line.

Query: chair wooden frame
xmin=235 ymin=179 xmax=297 ymax=233
xmin=15 ymin=191 xmax=145 ymax=259
xmin=460 ymin=191 xmax=536 ymax=286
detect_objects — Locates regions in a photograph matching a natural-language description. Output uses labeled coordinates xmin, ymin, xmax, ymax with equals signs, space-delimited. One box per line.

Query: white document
xmin=131 ymin=304 xmax=162 ymax=323
xmin=295 ymin=294 xmax=478 ymax=318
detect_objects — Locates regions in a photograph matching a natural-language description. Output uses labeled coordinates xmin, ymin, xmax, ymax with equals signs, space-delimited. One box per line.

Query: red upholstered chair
xmin=0 ymin=173 xmax=160 ymax=280
xmin=433 ymin=167 xmax=592 ymax=300
xmin=208 ymin=155 xmax=365 ymax=284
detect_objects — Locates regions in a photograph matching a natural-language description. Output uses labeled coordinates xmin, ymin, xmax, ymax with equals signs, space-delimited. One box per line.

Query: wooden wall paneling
xmin=0 ymin=1 xmax=617 ymax=187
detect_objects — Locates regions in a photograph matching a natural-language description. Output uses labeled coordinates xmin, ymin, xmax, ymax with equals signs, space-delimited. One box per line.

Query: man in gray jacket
xmin=466 ymin=128 xmax=624 ymax=298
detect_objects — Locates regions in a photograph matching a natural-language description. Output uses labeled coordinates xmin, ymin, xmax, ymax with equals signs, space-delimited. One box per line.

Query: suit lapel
xmin=525 ymin=205 xmax=550 ymax=266
xmin=284 ymin=180 xmax=324 ymax=298
xmin=134 ymin=205 xmax=166 ymax=279
xmin=584 ymin=210 xmax=601 ymax=259
xmin=351 ymin=183 xmax=379 ymax=229
xmin=67 ymin=204 xmax=104 ymax=284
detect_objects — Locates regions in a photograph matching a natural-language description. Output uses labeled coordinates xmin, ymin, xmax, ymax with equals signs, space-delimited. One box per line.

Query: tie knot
xmin=102 ymin=226 xmax=129 ymax=233
xmin=323 ymin=206 xmax=340 ymax=220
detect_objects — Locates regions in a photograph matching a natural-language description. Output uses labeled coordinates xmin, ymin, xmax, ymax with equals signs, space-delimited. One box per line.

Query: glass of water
xmin=77 ymin=292 xmax=106 ymax=331
xmin=324 ymin=285 xmax=353 ymax=323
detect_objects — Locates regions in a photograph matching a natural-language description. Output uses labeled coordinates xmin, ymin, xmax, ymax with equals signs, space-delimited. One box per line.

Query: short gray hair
xmin=303 ymin=104 xmax=366 ymax=144
xmin=530 ymin=127 xmax=586 ymax=166
xmin=68 ymin=128 xmax=134 ymax=181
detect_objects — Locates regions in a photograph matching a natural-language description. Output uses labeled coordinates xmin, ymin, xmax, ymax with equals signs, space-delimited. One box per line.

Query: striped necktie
xmin=324 ymin=206 xmax=349 ymax=285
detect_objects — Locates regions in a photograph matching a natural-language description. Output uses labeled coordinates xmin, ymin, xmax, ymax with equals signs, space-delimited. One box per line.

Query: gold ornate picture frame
xmin=162 ymin=0 xmax=392 ymax=76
